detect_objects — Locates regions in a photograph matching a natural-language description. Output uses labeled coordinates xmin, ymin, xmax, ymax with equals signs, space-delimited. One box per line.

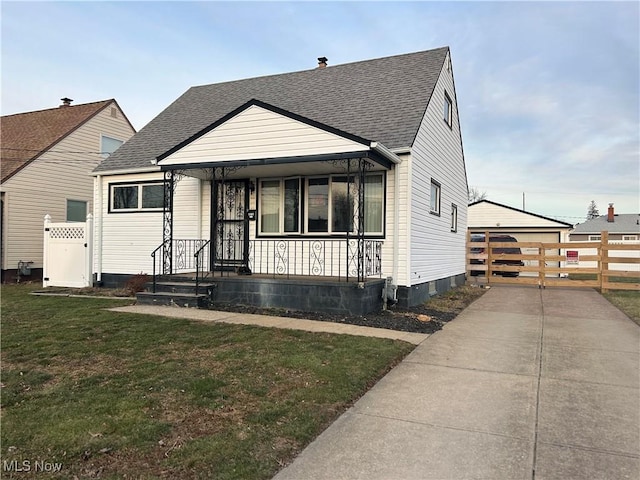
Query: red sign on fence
xmin=566 ymin=250 xmax=579 ymax=265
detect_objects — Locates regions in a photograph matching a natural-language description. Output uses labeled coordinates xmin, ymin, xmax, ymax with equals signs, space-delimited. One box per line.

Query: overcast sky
xmin=2 ymin=1 xmax=638 ymax=224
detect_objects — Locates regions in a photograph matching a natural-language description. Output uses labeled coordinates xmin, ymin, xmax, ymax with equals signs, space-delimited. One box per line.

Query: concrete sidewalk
xmin=108 ymin=304 xmax=429 ymax=345
xmin=273 ymin=286 xmax=640 ymax=480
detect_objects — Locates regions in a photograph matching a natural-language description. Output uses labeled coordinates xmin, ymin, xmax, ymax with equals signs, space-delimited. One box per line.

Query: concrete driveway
xmin=274 ymin=286 xmax=640 ymax=480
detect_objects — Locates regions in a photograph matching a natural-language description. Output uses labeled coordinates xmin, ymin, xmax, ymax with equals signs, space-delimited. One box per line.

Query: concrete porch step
xmin=136 ymin=291 xmax=208 ymax=308
xmin=149 ymin=281 xmax=214 ymax=295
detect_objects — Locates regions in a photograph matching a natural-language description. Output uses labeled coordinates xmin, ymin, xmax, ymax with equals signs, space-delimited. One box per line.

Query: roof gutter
xmin=91 ymin=166 xmax=161 ymax=176
xmin=370 ymin=142 xmax=402 ymax=165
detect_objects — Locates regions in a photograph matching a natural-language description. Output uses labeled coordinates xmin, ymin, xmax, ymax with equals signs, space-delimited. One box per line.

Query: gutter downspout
xmin=393 ymin=159 xmax=400 ymax=290
xmin=371 ymin=142 xmax=402 ymax=294
xmin=96 ymin=174 xmax=103 ymax=283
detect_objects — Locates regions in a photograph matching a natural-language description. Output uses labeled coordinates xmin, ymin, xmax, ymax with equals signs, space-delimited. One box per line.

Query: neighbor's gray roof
xmin=572 ymin=214 xmax=640 ymax=234
xmin=95 ymin=47 xmax=449 ymax=173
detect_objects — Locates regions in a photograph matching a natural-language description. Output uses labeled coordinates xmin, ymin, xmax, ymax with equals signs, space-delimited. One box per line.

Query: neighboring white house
xmin=92 ymin=48 xmax=468 ymax=312
xmin=468 ymin=200 xmax=574 ymax=276
xmin=0 ymin=98 xmax=135 ymax=282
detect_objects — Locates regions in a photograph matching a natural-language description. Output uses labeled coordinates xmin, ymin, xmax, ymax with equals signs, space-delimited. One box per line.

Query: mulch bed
xmin=207 ymin=300 xmax=469 ymax=335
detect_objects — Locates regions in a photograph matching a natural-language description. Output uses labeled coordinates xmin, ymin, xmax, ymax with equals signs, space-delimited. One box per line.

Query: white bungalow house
xmin=0 ymin=98 xmax=135 ymax=282
xmin=92 ymin=47 xmax=468 ymax=314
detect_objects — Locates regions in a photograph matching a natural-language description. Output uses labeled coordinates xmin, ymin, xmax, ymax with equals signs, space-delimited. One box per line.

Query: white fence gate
xmin=43 ymin=214 xmax=93 ymax=288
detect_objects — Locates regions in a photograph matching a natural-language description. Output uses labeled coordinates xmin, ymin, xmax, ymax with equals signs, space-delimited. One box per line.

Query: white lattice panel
xmin=49 ymin=226 xmax=86 ymax=240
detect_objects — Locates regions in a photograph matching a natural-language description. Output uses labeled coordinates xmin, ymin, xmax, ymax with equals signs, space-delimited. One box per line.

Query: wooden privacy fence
xmin=466 ymin=231 xmax=640 ymax=292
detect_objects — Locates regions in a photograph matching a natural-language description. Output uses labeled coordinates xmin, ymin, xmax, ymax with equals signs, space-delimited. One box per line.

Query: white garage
xmin=468 ymin=200 xmax=574 ymax=276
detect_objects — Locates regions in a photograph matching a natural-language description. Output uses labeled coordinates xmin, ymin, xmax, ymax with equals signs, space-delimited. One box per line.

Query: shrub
xmin=124 ymin=273 xmax=150 ymax=296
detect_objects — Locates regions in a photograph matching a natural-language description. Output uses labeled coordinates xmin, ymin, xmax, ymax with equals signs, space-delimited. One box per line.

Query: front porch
xmin=144 ymin=237 xmax=387 ymax=315
xmin=145 ymin=101 xmax=400 ymax=314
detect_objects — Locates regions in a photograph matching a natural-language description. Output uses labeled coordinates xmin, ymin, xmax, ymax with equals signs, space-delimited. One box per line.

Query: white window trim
xmin=258 ymin=177 xmax=302 ymax=235
xmin=305 ymin=175 xmax=356 ymax=235
xmin=451 ymin=204 xmax=458 ymax=232
xmin=588 ymin=235 xmax=602 ymax=241
xmin=109 ymin=182 xmax=164 ymax=212
xmin=430 ymin=179 xmax=441 ymax=216
xmin=443 ymin=92 xmax=453 ymax=128
xmin=258 ymin=173 xmax=384 ymax=236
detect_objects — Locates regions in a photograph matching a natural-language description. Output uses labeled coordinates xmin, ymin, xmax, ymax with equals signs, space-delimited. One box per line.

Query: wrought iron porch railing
xmin=151 ymin=238 xmax=382 ymax=292
xmin=151 ymin=239 xmax=210 ymax=293
xmin=195 ymin=239 xmax=211 ymax=296
xmin=248 ymin=239 xmax=382 ymax=282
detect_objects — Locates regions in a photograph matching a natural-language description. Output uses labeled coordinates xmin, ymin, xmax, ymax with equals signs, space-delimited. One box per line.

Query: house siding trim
xmin=160 ymin=150 xmax=393 ymax=172
xmin=158 ymin=99 xmax=373 ymax=162
xmin=407 ymin=50 xmax=468 ymax=287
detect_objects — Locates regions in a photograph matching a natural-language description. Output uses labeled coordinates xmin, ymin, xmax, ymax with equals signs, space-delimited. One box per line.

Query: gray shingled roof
xmin=95 ymin=47 xmax=449 ymax=173
xmin=572 ymin=214 xmax=640 ymax=234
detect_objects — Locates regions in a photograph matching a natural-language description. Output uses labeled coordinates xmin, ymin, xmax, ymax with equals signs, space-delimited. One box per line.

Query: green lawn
xmin=603 ymin=290 xmax=640 ymax=326
xmin=1 ymin=284 xmax=414 ymax=479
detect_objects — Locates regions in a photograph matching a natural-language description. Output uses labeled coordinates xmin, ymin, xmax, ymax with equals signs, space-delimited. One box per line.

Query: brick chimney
xmin=60 ymin=97 xmax=73 ymax=107
xmin=607 ymin=203 xmax=614 ymax=222
xmin=317 ymin=57 xmax=328 ymax=69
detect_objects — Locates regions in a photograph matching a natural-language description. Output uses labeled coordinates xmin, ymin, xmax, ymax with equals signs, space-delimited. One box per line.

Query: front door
xmin=211 ymin=180 xmax=249 ymax=271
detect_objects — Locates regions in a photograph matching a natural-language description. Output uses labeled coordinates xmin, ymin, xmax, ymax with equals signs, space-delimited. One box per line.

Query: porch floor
xmin=169 ymin=272 xmax=384 ymax=284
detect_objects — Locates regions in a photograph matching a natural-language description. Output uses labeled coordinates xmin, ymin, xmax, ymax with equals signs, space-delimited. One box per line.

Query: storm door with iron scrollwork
xmin=212 ymin=180 xmax=249 ymax=271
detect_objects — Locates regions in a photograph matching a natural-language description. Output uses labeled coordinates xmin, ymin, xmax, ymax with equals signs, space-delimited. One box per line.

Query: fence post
xmin=85 ymin=213 xmax=94 ymax=287
xmin=43 ymin=214 xmax=51 ymax=287
xmin=600 ymin=231 xmax=609 ymax=293
xmin=538 ymin=243 xmax=546 ymax=289
xmin=485 ymin=230 xmax=491 ymax=285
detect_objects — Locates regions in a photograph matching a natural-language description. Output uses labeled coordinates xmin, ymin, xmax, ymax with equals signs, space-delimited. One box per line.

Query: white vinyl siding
xmin=1 ymin=103 xmax=134 ymax=270
xmin=380 ymin=154 xmax=411 ymax=287
xmin=408 ymin=52 xmax=468 ymax=285
xmin=96 ymin=173 xmax=203 ymax=275
xmin=159 ymin=105 xmax=369 ymax=166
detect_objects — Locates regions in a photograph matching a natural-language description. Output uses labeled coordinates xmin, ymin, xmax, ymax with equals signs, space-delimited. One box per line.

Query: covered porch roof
xmin=154 ymin=99 xmax=400 ymax=180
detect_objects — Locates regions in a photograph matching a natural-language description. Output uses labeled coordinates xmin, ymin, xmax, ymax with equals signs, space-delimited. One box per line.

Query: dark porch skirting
xmin=98 ymin=273 xmax=385 ymax=316
xmin=210 ymin=276 xmax=386 ymax=316
xmin=99 ymin=272 xmax=466 ymax=313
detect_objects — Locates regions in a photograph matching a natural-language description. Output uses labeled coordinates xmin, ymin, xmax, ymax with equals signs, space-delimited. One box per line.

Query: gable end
xmin=157 ymin=99 xmax=373 ymax=163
